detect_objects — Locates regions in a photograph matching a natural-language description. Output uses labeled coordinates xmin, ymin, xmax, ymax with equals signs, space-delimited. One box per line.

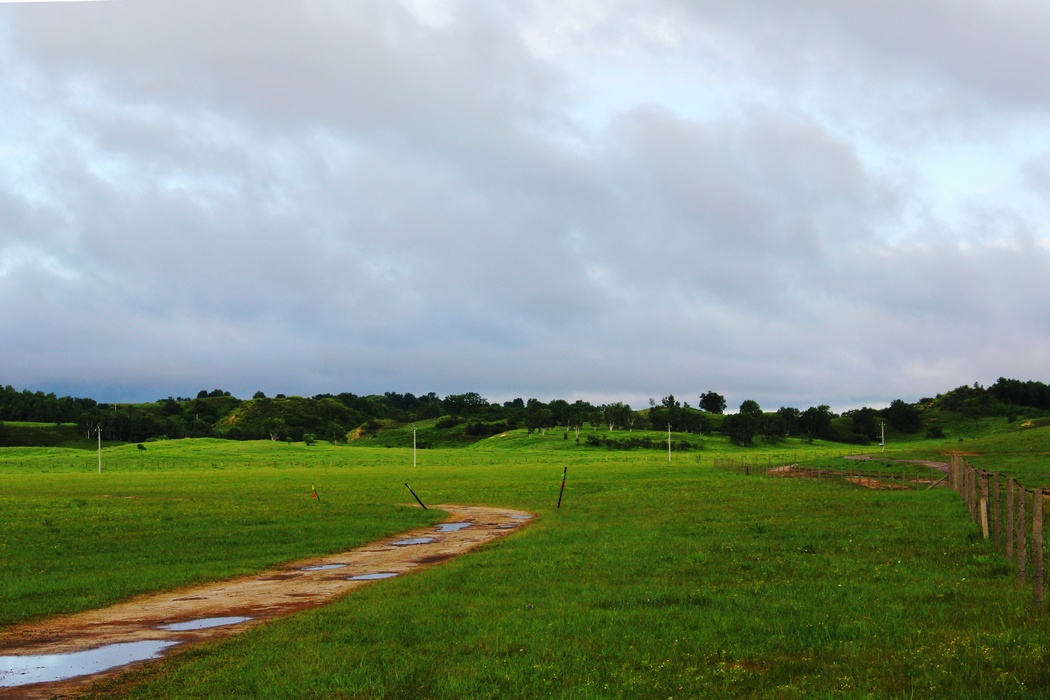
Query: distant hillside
xmin=2 ymin=377 xmax=1049 ymax=449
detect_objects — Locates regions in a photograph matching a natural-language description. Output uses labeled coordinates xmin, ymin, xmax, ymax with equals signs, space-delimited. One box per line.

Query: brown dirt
xmin=841 ymin=455 xmax=950 ymax=471
xmin=769 ymin=463 xmax=944 ymax=490
xmin=0 ymin=504 xmax=533 ymax=699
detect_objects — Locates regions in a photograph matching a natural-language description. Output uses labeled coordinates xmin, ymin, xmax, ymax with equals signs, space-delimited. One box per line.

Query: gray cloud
xmin=1 ymin=0 xmax=1048 ymax=409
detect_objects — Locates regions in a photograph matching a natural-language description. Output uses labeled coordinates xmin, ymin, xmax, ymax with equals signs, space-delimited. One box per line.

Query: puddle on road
xmin=509 ymin=514 xmax=533 ymax=520
xmin=301 ymin=563 xmax=347 ymax=571
xmin=159 ymin=616 xmax=253 ymax=632
xmin=391 ymin=537 xmax=435 ymax=546
xmin=0 ymin=640 xmax=179 ymax=688
xmin=348 ymin=572 xmax=399 ymax=581
xmin=435 ymin=522 xmax=472 ymax=532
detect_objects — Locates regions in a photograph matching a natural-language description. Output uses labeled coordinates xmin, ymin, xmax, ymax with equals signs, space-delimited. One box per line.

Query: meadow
xmin=3 ymin=427 xmax=1050 ymax=698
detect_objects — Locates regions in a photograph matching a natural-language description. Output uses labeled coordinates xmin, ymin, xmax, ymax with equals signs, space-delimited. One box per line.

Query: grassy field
xmin=3 ymin=430 xmax=1050 ymax=698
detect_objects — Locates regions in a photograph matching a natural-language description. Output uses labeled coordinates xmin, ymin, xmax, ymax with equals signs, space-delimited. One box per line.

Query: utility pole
xmin=97 ymin=426 xmax=102 ymax=474
xmin=413 ymin=425 xmax=417 ymax=468
xmin=880 ymin=420 xmax=886 ymax=452
xmin=667 ymin=423 xmax=672 ymax=462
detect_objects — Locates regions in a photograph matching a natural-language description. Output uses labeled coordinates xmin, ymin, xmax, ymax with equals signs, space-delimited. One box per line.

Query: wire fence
xmin=948 ymin=455 xmax=1045 ymax=608
xmin=717 ymin=454 xmax=1046 ymax=609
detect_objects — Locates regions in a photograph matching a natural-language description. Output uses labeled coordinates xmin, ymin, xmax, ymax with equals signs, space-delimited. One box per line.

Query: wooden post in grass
xmin=1034 ymin=489 xmax=1044 ymax=610
xmin=993 ymin=473 xmax=1002 ymax=551
xmin=971 ymin=465 xmax=979 ymax=523
xmin=557 ymin=466 xmax=567 ymax=509
xmin=979 ymin=472 xmax=990 ymax=539
xmin=1007 ymin=479 xmax=1016 ymax=561
xmin=1018 ymin=483 xmax=1027 ymax=582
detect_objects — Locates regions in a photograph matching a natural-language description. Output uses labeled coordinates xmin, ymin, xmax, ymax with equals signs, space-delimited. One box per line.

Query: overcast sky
xmin=2 ymin=0 xmax=1049 ymax=411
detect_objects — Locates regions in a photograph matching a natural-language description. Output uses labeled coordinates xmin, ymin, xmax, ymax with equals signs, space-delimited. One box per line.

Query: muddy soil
xmin=841 ymin=454 xmax=950 ymax=471
xmin=0 ymin=504 xmax=533 ymax=699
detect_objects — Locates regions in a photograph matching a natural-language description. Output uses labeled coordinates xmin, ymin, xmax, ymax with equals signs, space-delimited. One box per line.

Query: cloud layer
xmin=2 ymin=1 xmax=1049 ymax=410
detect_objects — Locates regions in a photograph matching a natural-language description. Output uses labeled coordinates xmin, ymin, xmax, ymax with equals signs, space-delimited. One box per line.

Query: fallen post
xmin=405 ymin=483 xmax=427 ymax=510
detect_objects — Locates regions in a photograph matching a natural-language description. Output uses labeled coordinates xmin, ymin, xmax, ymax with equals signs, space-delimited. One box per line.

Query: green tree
xmin=722 ymin=413 xmax=756 ymax=446
xmin=884 ymin=399 xmax=921 ymax=433
xmin=263 ymin=418 xmax=287 ymax=442
xmin=525 ymin=407 xmax=554 ymax=435
xmin=850 ymin=407 xmax=880 ymax=440
xmin=738 ymin=399 xmax=762 ymax=418
xmin=799 ymin=405 xmax=834 ymax=439
xmin=777 ymin=407 xmax=801 ymax=436
xmin=699 ymin=391 xmax=726 ymax=414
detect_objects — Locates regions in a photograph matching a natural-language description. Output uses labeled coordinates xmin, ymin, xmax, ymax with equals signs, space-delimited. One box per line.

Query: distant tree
xmin=849 ymin=407 xmax=881 ymax=441
xmin=799 ymin=405 xmax=834 ymax=439
xmin=0 ymin=420 xmax=9 ymax=447
xmin=158 ymin=397 xmax=183 ymax=416
xmin=444 ymin=392 xmax=488 ymax=418
xmin=738 ymin=399 xmax=762 ymax=418
xmin=602 ymin=402 xmax=633 ymax=431
xmin=548 ymin=399 xmax=571 ymax=428
xmin=722 ymin=413 xmax=757 ymax=446
xmin=253 ymin=391 xmax=266 ymax=399
xmin=760 ymin=412 xmax=787 ymax=443
xmin=884 ymin=399 xmax=922 ymax=433
xmin=699 ymin=391 xmax=727 ymax=414
xmin=263 ymin=418 xmax=287 ymax=442
xmin=525 ymin=407 xmax=554 ymax=435
xmin=777 ymin=407 xmax=801 ymax=436
xmin=303 ymin=433 xmax=317 ymax=446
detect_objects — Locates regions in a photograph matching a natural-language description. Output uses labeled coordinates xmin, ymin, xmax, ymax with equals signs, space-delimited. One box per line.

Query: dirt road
xmin=0 ymin=504 xmax=533 ymax=698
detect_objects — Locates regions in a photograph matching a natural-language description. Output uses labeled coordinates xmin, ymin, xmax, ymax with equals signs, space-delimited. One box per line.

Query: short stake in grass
xmin=405 ymin=482 xmax=427 ymax=510
xmin=311 ymin=484 xmax=321 ymax=503
xmin=557 ymin=466 xmax=567 ymax=509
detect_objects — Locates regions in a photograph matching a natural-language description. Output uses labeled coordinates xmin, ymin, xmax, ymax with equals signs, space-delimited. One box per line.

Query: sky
xmin=2 ymin=0 xmax=1049 ymax=412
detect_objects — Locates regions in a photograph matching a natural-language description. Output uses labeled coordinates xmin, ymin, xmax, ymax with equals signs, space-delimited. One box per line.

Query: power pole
xmin=667 ymin=424 xmax=672 ymax=462
xmin=413 ymin=425 xmax=417 ymax=468
xmin=97 ymin=426 xmax=102 ymax=474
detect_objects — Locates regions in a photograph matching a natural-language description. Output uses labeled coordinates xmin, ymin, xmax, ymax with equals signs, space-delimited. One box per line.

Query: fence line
xmin=717 ymin=453 xmax=1046 ymax=609
xmin=949 ymin=455 xmax=1045 ymax=609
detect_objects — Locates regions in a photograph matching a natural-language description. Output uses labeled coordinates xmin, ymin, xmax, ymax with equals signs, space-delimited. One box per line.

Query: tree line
xmin=1 ymin=377 xmax=1048 ymax=447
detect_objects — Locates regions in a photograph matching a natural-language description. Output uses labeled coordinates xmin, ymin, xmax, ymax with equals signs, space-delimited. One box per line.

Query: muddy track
xmin=841 ymin=454 xmax=951 ymax=471
xmin=0 ymin=504 xmax=533 ymax=699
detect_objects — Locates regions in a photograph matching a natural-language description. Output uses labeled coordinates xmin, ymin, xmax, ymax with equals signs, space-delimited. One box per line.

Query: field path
xmin=842 ymin=454 xmax=950 ymax=471
xmin=0 ymin=504 xmax=533 ymax=698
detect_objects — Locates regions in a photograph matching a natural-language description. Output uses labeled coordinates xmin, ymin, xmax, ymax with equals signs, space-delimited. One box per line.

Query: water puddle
xmin=158 ymin=616 xmax=252 ymax=632
xmin=435 ymin=522 xmax=472 ymax=532
xmin=509 ymin=514 xmax=533 ymax=520
xmin=391 ymin=537 xmax=435 ymax=546
xmin=300 ymin=563 xmax=347 ymax=571
xmin=348 ymin=572 xmax=399 ymax=581
xmin=0 ymin=640 xmax=179 ymax=688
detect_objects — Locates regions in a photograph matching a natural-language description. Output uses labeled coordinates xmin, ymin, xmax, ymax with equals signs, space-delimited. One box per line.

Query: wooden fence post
xmin=979 ymin=472 xmax=990 ymax=539
xmin=993 ymin=473 xmax=1002 ymax=551
xmin=1034 ymin=489 xmax=1044 ymax=610
xmin=1007 ymin=479 xmax=1016 ymax=561
xmin=1018 ymin=482 xmax=1027 ymax=582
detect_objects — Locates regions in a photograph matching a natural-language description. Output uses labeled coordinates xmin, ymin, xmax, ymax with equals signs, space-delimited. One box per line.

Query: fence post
xmin=993 ymin=473 xmax=1002 ymax=551
xmin=979 ymin=472 xmax=990 ymax=539
xmin=1007 ymin=479 xmax=1016 ymax=561
xmin=1018 ymin=482 xmax=1028 ymax=582
xmin=1034 ymin=489 xmax=1044 ymax=610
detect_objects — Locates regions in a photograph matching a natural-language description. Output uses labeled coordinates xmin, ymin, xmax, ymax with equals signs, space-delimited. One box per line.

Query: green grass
xmin=3 ymin=437 xmax=1050 ymax=698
